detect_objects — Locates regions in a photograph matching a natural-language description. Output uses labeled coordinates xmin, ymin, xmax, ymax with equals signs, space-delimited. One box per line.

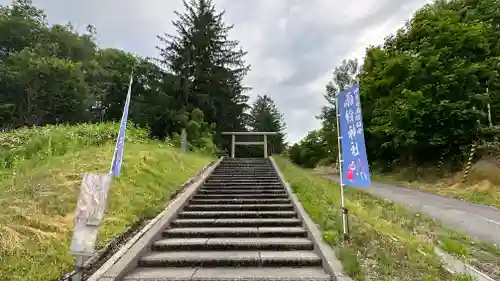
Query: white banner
xmin=70 ymin=173 xmax=112 ymax=255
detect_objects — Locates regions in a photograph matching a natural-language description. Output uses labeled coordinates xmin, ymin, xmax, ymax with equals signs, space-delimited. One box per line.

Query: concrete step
xmin=213 ymin=170 xmax=276 ymax=173
xmin=215 ymin=165 xmax=274 ymax=168
xmin=212 ymin=169 xmax=277 ymax=173
xmin=207 ymin=179 xmax=280 ymax=182
xmin=214 ymin=166 xmax=273 ymax=168
xmin=204 ymin=180 xmax=281 ymax=183
xmin=139 ymin=250 xmax=322 ymax=267
xmin=197 ymin=192 xmax=286 ymax=196
xmin=184 ymin=204 xmax=294 ymax=211
xmin=200 ymin=186 xmax=284 ymax=191
xmin=218 ymin=162 xmax=271 ymax=164
xmin=198 ymin=189 xmax=287 ymax=195
xmin=211 ymin=173 xmax=277 ymax=175
xmin=208 ymin=176 xmax=280 ymax=180
xmin=152 ymin=237 xmax=314 ymax=251
xmin=205 ymin=179 xmax=281 ymax=182
xmin=222 ymin=160 xmax=270 ymax=162
xmin=193 ymin=194 xmax=288 ymax=199
xmin=202 ymin=183 xmax=285 ymax=189
xmin=201 ymin=183 xmax=283 ymax=188
xmin=213 ymin=167 xmax=274 ymax=170
xmin=203 ymin=180 xmax=281 ymax=186
xmin=222 ymin=158 xmax=270 ymax=161
xmin=216 ymin=162 xmax=272 ymax=165
xmin=124 ymin=267 xmax=331 ymax=281
xmin=163 ymin=227 xmax=309 ymax=238
xmin=203 ymin=183 xmax=283 ymax=187
xmin=189 ymin=198 xmax=291 ymax=204
xmin=171 ymin=218 xmax=302 ymax=227
xmin=212 ymin=173 xmax=276 ymax=175
xmin=199 ymin=186 xmax=284 ymax=190
xmin=178 ymin=211 xmax=297 ymax=219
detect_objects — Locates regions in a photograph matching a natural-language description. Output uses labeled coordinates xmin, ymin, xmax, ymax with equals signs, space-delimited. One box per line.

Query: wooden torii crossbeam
xmin=221 ymin=131 xmax=278 ymax=158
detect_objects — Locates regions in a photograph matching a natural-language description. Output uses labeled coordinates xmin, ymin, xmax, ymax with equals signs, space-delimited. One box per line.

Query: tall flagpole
xmin=336 ymin=92 xmax=349 ymax=241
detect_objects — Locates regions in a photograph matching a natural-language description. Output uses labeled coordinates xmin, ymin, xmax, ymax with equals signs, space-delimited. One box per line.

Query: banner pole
xmin=336 ymin=93 xmax=349 ymax=241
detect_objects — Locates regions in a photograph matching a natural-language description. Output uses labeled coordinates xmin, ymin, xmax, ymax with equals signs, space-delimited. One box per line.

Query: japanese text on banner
xmin=338 ymin=84 xmax=371 ymax=188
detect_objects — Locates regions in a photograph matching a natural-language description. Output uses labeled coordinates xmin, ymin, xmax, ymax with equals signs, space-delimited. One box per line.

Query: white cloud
xmin=20 ymin=0 xmax=433 ymax=143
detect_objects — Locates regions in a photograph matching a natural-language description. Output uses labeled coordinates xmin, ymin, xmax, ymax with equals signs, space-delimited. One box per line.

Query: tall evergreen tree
xmin=156 ymin=0 xmax=251 ymax=151
xmin=317 ymin=58 xmax=360 ymax=162
xmin=248 ymin=95 xmax=286 ymax=155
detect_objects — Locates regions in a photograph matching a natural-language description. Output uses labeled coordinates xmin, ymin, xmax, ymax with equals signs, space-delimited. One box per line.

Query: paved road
xmin=328 ymin=176 xmax=500 ymax=247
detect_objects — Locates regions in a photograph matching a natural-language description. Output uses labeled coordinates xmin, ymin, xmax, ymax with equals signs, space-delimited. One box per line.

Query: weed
xmin=439 ymin=235 xmax=470 ymax=258
xmin=0 ymin=123 xmax=149 ymax=175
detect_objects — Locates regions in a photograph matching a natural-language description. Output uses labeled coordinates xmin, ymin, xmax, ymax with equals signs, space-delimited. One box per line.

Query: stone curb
xmin=435 ymin=247 xmax=495 ymax=281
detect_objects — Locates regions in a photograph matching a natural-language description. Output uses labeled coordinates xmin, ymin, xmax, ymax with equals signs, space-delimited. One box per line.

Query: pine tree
xmin=248 ymin=95 xmax=287 ymax=155
xmin=156 ymin=0 xmax=251 ymax=150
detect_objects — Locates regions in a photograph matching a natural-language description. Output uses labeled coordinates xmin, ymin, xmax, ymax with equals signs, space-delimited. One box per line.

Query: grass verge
xmin=0 ymin=141 xmax=213 ymax=281
xmin=274 ymin=156 xmax=499 ymax=281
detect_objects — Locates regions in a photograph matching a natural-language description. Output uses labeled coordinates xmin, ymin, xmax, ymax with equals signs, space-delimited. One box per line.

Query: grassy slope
xmin=0 ymin=125 xmax=213 ymax=281
xmin=0 ymin=123 xmax=146 ymax=171
xmin=275 ymin=156 xmax=499 ymax=281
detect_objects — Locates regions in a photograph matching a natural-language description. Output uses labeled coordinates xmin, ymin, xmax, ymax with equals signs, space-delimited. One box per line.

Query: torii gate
xmin=221 ymin=131 xmax=277 ymax=158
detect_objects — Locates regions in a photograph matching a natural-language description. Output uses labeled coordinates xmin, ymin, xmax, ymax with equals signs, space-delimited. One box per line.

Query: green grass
xmin=0 ymin=124 xmax=214 ymax=281
xmin=274 ymin=156 xmax=498 ymax=281
xmin=0 ymin=123 xmax=149 ymax=174
xmin=439 ymin=235 xmax=470 ymax=258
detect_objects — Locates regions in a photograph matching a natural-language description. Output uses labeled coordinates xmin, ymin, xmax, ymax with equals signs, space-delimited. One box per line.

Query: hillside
xmin=0 ymin=124 xmax=213 ymax=281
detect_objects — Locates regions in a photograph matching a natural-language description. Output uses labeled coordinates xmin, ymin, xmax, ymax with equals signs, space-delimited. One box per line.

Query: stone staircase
xmin=123 ymin=158 xmax=332 ymax=281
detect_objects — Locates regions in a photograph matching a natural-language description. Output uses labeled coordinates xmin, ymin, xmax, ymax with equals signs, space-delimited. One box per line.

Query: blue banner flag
xmin=110 ymin=72 xmax=133 ymax=177
xmin=337 ymin=84 xmax=371 ymax=188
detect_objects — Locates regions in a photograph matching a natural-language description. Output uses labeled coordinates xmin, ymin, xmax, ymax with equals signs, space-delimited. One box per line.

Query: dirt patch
xmin=467 ymin=158 xmax=500 ymax=186
xmin=470 ymin=180 xmax=495 ymax=193
xmin=314 ymin=165 xmax=338 ymax=175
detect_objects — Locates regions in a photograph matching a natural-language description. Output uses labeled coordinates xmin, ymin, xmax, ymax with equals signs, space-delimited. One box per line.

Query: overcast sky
xmin=12 ymin=0 xmax=432 ymax=143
